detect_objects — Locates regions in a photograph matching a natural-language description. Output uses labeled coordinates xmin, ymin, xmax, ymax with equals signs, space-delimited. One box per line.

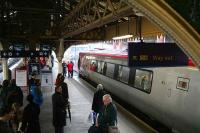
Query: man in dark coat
xmin=52 ymin=85 xmax=66 ymax=133
xmin=20 ymin=94 xmax=41 ymax=133
xmin=6 ymin=79 xmax=23 ymax=108
xmin=60 ymin=76 xmax=69 ymax=102
xmin=60 ymin=75 xmax=70 ymax=120
xmin=96 ymin=94 xmax=117 ymax=133
xmin=0 ymin=80 xmax=10 ymax=115
xmin=92 ymin=84 xmax=106 ymax=114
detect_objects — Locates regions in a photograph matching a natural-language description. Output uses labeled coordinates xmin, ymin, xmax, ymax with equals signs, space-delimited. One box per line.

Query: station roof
xmin=0 ymin=0 xmax=134 ymax=41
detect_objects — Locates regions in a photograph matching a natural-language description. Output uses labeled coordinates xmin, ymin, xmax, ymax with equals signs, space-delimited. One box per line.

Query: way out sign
xmin=128 ymin=42 xmax=188 ymax=67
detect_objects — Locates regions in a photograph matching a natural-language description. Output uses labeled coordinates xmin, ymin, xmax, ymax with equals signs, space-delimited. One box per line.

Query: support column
xmin=2 ymin=58 xmax=8 ymax=80
xmin=56 ymin=38 xmax=65 ymax=74
xmin=57 ymin=56 xmax=63 ymax=73
xmin=0 ymin=41 xmax=9 ymax=80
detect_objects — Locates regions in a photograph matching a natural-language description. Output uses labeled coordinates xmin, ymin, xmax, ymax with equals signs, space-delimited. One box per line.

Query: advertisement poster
xmin=29 ymin=63 xmax=40 ymax=75
xmin=16 ymin=69 xmax=27 ymax=86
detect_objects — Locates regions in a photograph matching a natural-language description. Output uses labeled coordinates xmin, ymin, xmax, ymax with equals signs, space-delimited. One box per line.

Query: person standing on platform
xmin=51 ymin=55 xmax=54 ymax=67
xmin=92 ymin=84 xmax=106 ymax=114
xmin=62 ymin=61 xmax=67 ymax=77
xmin=20 ymin=94 xmax=41 ymax=133
xmin=67 ymin=61 xmax=73 ymax=78
xmin=0 ymin=80 xmax=14 ymax=133
xmin=55 ymin=73 xmax=62 ymax=86
xmin=60 ymin=76 xmax=69 ymax=103
xmin=52 ymin=85 xmax=66 ymax=133
xmin=70 ymin=61 xmax=74 ymax=77
xmin=28 ymin=73 xmax=36 ymax=92
xmin=60 ymin=75 xmax=70 ymax=120
xmin=6 ymin=79 xmax=23 ymax=110
xmin=0 ymin=80 xmax=10 ymax=114
xmin=30 ymin=79 xmax=43 ymax=107
xmin=96 ymin=94 xmax=117 ymax=133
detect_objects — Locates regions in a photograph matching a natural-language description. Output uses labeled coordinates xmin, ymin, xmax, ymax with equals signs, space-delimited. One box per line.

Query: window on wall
xmin=134 ymin=69 xmax=153 ymax=93
xmin=106 ymin=63 xmax=114 ymax=78
xmin=90 ymin=60 xmax=97 ymax=72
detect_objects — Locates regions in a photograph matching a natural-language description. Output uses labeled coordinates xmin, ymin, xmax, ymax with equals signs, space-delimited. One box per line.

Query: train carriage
xmin=78 ymin=50 xmax=200 ymax=133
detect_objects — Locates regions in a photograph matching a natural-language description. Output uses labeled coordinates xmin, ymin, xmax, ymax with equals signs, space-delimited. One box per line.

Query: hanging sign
xmin=0 ymin=50 xmax=50 ymax=58
xmin=128 ymin=42 xmax=188 ymax=67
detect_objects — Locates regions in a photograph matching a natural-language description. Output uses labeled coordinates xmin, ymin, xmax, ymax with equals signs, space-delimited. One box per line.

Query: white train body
xmin=79 ymin=51 xmax=200 ymax=133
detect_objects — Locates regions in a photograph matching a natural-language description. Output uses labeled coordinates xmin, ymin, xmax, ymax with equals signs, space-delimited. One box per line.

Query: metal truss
xmin=61 ymin=0 xmax=134 ymax=38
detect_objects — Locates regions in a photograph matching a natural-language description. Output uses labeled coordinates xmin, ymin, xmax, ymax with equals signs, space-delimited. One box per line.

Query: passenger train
xmin=78 ymin=49 xmax=200 ymax=133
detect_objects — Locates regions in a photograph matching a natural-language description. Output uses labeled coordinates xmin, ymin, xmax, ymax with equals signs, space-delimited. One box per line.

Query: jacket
xmin=61 ymin=82 xmax=69 ymax=100
xmin=98 ymin=103 xmax=117 ymax=133
xmin=92 ymin=89 xmax=105 ymax=113
xmin=52 ymin=92 xmax=66 ymax=127
xmin=21 ymin=102 xmax=41 ymax=133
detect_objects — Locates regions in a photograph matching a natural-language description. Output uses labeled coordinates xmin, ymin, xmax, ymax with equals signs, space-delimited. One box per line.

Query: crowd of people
xmin=0 ymin=79 xmax=23 ymax=133
xmin=0 ymin=72 xmax=44 ymax=133
xmin=54 ymin=73 xmax=118 ymax=133
xmin=0 ymin=69 xmax=117 ymax=133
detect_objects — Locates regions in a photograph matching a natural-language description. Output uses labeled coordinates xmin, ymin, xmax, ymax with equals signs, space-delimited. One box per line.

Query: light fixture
xmin=112 ymin=35 xmax=133 ymax=40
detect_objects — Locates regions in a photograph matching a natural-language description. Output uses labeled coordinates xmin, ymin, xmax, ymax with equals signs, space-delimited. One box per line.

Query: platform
xmin=39 ymin=75 xmax=156 ymax=133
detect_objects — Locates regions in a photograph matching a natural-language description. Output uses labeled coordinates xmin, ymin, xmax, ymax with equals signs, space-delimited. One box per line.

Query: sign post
xmin=41 ymin=70 xmax=53 ymax=87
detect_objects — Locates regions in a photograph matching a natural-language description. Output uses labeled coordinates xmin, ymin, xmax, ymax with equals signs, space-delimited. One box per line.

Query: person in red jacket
xmin=67 ymin=61 xmax=73 ymax=78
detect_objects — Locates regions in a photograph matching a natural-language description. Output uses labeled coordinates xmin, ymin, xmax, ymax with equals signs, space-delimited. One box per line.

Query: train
xmin=78 ymin=49 xmax=200 ymax=133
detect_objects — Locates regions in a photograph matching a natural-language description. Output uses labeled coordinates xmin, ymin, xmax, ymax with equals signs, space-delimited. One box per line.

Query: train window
xmin=106 ymin=63 xmax=114 ymax=78
xmin=121 ymin=66 xmax=130 ymax=83
xmin=81 ymin=56 xmax=89 ymax=70
xmin=134 ymin=69 xmax=153 ymax=93
xmin=103 ymin=62 xmax=107 ymax=75
xmin=97 ymin=61 xmax=104 ymax=74
xmin=90 ymin=60 xmax=97 ymax=72
xmin=117 ymin=65 xmax=123 ymax=80
xmin=116 ymin=65 xmax=130 ymax=83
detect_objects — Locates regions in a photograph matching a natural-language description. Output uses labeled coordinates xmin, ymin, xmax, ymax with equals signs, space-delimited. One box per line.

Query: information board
xmin=41 ymin=70 xmax=53 ymax=87
xmin=128 ymin=42 xmax=188 ymax=67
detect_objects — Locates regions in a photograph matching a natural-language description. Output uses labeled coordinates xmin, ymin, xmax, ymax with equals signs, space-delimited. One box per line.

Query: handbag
xmin=88 ymin=125 xmax=100 ymax=133
xmin=108 ymin=125 xmax=120 ymax=133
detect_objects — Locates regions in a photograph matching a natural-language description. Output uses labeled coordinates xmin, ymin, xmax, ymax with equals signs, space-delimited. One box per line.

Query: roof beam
xmin=62 ymin=5 xmax=133 ymax=38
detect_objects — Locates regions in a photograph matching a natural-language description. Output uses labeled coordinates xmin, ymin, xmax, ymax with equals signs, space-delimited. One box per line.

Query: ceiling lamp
xmin=112 ymin=35 xmax=133 ymax=40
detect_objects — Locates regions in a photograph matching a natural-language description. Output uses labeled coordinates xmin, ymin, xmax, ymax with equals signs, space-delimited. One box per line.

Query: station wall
xmin=105 ymin=17 xmax=164 ymax=40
